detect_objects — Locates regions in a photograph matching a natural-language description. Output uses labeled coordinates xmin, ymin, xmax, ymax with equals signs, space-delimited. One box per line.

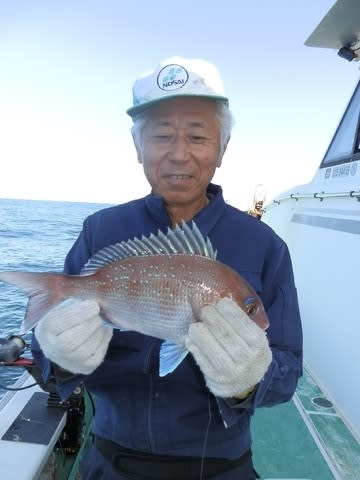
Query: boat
xmin=0 ymin=1 xmax=360 ymax=478
xmin=258 ymin=0 xmax=360 ymax=477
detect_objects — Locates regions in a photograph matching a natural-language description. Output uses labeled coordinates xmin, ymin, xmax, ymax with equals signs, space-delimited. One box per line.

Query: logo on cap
xmin=157 ymin=64 xmax=189 ymax=91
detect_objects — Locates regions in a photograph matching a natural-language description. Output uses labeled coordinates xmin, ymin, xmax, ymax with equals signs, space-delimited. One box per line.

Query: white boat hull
xmin=263 ymin=177 xmax=360 ymax=440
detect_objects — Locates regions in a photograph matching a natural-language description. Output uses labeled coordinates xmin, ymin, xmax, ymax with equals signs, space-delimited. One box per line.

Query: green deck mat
xmin=251 ymin=368 xmax=360 ymax=480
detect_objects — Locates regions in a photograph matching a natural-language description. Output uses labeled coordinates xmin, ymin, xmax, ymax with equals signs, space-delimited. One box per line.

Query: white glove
xmin=35 ymin=298 xmax=113 ymax=375
xmin=185 ymin=297 xmax=272 ymax=398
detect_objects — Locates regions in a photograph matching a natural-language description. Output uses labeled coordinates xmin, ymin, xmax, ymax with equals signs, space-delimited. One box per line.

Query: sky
xmin=1 ymin=0 xmax=359 ymax=210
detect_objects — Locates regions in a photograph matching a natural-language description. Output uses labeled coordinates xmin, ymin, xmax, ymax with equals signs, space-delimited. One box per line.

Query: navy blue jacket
xmin=32 ymin=183 xmax=302 ymax=460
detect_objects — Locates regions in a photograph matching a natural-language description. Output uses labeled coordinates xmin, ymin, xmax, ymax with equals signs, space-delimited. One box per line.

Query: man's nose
xmin=169 ymin=136 xmax=189 ymax=162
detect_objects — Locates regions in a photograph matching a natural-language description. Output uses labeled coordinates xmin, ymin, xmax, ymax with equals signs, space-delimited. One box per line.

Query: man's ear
xmin=136 ymin=148 xmax=143 ymax=164
xmin=132 ymin=134 xmax=143 ymax=164
xmin=217 ymin=136 xmax=230 ymax=167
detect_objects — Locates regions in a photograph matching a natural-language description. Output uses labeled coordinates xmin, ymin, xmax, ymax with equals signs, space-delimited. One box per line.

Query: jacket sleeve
xmin=216 ymin=237 xmax=302 ymax=423
xmin=31 ymin=333 xmax=85 ymax=400
xmin=254 ymin=238 xmax=303 ymax=408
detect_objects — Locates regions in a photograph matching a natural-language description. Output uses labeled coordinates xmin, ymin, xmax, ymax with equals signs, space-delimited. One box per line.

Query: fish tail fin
xmin=0 ymin=271 xmax=65 ymax=333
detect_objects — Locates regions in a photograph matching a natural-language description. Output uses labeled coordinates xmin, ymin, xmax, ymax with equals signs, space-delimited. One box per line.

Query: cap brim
xmin=126 ymin=94 xmax=229 ymax=118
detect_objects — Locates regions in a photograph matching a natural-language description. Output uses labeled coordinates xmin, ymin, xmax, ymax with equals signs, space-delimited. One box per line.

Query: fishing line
xmin=0 ymin=381 xmax=39 ymax=391
xmin=199 ymin=392 xmax=212 ymax=480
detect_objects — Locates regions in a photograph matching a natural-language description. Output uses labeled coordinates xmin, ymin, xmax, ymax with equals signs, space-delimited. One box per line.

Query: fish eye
xmin=245 ymin=303 xmax=258 ymax=317
xmin=243 ymin=297 xmax=258 ymax=317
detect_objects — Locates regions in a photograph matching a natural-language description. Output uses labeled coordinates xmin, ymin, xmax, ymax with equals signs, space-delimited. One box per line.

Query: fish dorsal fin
xmin=80 ymin=221 xmax=217 ymax=274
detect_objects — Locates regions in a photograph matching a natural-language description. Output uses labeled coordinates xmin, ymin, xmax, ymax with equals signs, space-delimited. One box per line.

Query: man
xmin=32 ymin=56 xmax=303 ymax=479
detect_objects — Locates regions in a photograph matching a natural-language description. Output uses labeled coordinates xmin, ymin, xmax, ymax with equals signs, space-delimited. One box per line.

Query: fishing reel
xmin=0 ymin=332 xmax=87 ymax=455
xmin=0 ymin=334 xmax=27 ymax=363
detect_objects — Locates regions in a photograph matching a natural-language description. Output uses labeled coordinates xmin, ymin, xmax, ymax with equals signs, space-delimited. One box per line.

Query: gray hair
xmin=131 ymin=100 xmax=234 ymax=156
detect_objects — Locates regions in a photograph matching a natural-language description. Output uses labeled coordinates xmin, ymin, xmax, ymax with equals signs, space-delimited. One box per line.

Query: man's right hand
xmin=35 ymin=298 xmax=113 ymax=375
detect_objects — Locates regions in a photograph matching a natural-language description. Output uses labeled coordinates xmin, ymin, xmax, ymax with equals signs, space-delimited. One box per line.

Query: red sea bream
xmin=0 ymin=221 xmax=269 ymax=375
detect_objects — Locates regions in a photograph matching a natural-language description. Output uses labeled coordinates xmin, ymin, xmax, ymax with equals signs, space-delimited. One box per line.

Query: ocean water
xmin=0 ymin=198 xmax=112 ymax=398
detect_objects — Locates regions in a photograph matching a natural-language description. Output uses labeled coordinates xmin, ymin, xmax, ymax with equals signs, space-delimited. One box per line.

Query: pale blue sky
xmin=1 ymin=0 xmax=359 ymax=209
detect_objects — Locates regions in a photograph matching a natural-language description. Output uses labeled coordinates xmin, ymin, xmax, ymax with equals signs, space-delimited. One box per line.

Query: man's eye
xmin=154 ymin=135 xmax=171 ymax=141
xmin=190 ymin=136 xmax=205 ymax=143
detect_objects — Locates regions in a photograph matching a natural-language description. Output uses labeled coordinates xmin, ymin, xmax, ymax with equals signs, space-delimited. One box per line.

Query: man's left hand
xmin=185 ymin=297 xmax=272 ymax=398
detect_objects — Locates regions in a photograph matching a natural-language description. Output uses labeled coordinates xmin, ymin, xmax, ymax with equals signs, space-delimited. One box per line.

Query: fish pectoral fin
xmin=159 ymin=341 xmax=188 ymax=377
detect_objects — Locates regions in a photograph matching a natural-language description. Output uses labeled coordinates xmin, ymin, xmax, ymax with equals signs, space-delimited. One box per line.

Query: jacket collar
xmin=144 ymin=183 xmax=227 ymax=237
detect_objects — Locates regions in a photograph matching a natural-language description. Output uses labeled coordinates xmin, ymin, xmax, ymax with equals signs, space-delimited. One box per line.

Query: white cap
xmin=127 ymin=56 xmax=229 ymax=118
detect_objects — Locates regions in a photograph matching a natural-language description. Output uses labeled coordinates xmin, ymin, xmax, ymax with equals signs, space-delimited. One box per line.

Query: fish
xmin=0 ymin=221 xmax=269 ymax=376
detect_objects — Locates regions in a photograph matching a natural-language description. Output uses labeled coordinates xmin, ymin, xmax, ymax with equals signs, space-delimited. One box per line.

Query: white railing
xmin=268 ymin=190 xmax=360 ymax=205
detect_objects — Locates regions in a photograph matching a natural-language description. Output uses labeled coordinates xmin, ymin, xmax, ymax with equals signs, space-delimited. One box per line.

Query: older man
xmin=32 ymin=57 xmax=302 ymax=479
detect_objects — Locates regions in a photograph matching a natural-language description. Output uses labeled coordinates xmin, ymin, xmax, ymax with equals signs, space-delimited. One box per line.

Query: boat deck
xmin=252 ymin=367 xmax=360 ymax=479
xmin=1 ymin=366 xmax=359 ymax=480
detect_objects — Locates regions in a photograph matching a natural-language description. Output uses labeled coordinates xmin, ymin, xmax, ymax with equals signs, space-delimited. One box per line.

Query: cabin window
xmin=321 ymin=81 xmax=360 ymax=167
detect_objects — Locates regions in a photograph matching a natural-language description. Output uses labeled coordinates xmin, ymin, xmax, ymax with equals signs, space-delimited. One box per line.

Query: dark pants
xmin=79 ymin=437 xmax=260 ymax=480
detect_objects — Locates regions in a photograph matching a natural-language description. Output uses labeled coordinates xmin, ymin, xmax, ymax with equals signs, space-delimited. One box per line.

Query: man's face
xmin=136 ymin=97 xmax=225 ymax=208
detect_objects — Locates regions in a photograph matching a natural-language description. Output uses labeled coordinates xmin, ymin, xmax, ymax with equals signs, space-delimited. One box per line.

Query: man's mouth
xmin=164 ymin=174 xmax=192 ymax=179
